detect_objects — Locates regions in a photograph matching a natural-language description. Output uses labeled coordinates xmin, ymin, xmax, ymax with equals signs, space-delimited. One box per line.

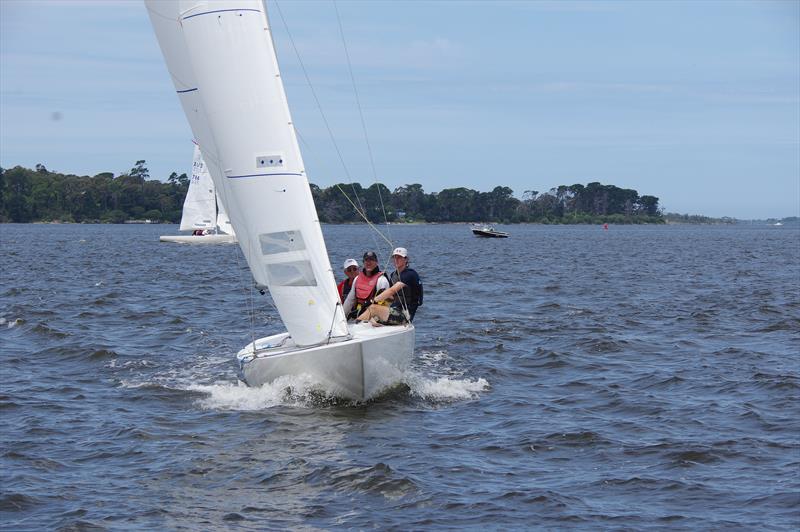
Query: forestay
xmin=146 ymin=0 xmax=349 ymax=346
xmin=179 ymin=144 xmax=216 ymax=231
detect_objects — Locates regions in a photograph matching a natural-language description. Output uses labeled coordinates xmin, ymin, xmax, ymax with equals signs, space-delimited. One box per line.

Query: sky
xmin=1 ymin=0 xmax=798 ymax=219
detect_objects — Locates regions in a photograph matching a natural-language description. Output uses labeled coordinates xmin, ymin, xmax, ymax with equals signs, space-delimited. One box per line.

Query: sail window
xmin=266 ymin=261 xmax=317 ymax=287
xmin=259 ymin=231 xmax=306 ymax=255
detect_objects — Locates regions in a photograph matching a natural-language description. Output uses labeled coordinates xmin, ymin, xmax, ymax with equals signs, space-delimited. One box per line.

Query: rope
xmin=273 ymin=2 xmax=354 ymax=189
xmin=273 ymin=0 xmax=391 ymax=253
xmin=334 ymin=184 xmax=394 ymax=247
xmin=333 ymin=0 xmax=393 ymax=243
xmin=294 ymin=126 xmax=383 ymax=253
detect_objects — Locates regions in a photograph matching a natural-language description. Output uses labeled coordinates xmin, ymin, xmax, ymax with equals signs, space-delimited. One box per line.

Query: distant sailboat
xmin=146 ymin=0 xmax=415 ymax=400
xmin=159 ymin=144 xmax=237 ymax=244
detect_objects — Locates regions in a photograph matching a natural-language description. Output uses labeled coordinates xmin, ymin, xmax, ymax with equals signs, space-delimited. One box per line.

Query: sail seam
xmin=227 ymin=172 xmax=303 ymax=179
xmin=182 ymin=9 xmax=260 ymax=21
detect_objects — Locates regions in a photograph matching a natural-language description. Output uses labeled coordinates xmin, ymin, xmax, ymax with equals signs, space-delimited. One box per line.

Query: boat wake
xmin=113 ymin=350 xmax=489 ymax=411
xmin=404 ymin=372 xmax=489 ymax=402
xmin=188 ymin=374 xmax=342 ymax=410
xmin=185 ymin=370 xmax=489 ymax=411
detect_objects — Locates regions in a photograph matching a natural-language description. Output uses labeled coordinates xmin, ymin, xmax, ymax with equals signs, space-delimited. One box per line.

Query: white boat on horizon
xmin=146 ymin=0 xmax=415 ymax=401
xmin=159 ymin=144 xmax=237 ymax=244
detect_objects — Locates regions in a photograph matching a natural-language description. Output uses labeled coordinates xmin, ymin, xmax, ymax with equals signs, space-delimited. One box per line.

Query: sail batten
xmin=146 ymin=0 xmax=349 ymax=345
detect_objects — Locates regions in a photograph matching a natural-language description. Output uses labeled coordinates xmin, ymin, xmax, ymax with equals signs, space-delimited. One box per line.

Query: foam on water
xmin=406 ymin=350 xmax=489 ymax=400
xmin=3 ymin=317 xmax=24 ymax=328
xmin=404 ymin=371 xmax=490 ymax=401
xmin=188 ymin=375 xmax=321 ymax=410
xmin=111 ymin=346 xmax=489 ymax=410
xmin=181 ymin=368 xmax=490 ymax=411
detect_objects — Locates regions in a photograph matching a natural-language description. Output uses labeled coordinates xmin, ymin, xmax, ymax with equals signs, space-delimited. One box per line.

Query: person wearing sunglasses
xmin=337 ymin=258 xmax=359 ymax=303
xmin=341 ymin=251 xmax=390 ymax=320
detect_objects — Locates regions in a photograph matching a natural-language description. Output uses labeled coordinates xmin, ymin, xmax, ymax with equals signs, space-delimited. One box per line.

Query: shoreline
xmin=9 ymin=219 xmax=795 ymax=227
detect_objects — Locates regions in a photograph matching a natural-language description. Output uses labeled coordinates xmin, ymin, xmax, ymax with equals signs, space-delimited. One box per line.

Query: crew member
xmin=337 ymin=258 xmax=358 ymax=303
xmin=358 ymin=247 xmax=422 ymax=325
xmin=341 ymin=251 xmax=390 ymax=320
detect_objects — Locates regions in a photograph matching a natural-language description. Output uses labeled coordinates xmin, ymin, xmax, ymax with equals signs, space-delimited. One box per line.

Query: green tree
xmin=130 ymin=160 xmax=150 ymax=181
xmin=4 ymin=167 xmax=33 ymax=222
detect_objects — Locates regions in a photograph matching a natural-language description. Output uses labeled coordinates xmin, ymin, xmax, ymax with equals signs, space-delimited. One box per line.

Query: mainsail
xmin=146 ymin=0 xmax=349 ymax=346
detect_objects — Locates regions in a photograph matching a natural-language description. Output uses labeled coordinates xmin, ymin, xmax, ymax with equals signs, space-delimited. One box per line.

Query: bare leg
xmin=357 ymin=304 xmax=390 ymax=322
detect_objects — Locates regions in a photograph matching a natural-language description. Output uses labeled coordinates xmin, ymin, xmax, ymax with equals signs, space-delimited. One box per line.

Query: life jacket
xmin=354 ymin=270 xmax=384 ymax=304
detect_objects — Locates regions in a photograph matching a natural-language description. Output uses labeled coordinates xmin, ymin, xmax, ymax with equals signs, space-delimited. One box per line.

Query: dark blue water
xmin=2 ymin=223 xmax=798 ymax=530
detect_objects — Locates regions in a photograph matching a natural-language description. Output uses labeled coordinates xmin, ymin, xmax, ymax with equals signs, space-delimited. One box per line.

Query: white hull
xmin=159 ymin=234 xmax=237 ymax=244
xmin=237 ymin=322 xmax=415 ymax=401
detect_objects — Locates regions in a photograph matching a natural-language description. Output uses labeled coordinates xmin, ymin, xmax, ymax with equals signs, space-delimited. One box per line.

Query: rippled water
xmin=1 ymin=223 xmax=798 ymax=529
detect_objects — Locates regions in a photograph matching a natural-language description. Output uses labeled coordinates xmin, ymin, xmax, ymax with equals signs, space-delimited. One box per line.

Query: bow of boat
xmin=237 ymin=322 xmax=415 ymax=401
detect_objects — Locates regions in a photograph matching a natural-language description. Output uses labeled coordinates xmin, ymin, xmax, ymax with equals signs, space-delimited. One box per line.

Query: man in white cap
xmin=358 ymin=246 xmax=423 ymax=325
xmin=337 ymin=258 xmax=358 ymax=303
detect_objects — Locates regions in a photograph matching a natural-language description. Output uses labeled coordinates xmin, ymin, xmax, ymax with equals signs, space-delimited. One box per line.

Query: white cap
xmin=343 ymin=258 xmax=358 ymax=269
xmin=391 ymin=247 xmax=408 ymax=258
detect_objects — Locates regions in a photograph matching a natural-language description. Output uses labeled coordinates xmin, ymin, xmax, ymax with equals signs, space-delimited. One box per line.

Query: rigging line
xmin=191 ymin=137 xmax=261 ymax=345
xmin=294 ymin=126 xmax=382 ymax=253
xmin=272 ymin=1 xmax=355 ymax=186
xmin=334 ymin=183 xmax=393 ymax=247
xmin=273 ymin=0 xmax=389 ymax=248
xmin=189 ymin=139 xmax=258 ymax=345
xmin=233 ymin=244 xmax=257 ymax=350
xmin=325 ymin=302 xmax=342 ymax=344
xmin=332 ymin=0 xmax=393 ymax=247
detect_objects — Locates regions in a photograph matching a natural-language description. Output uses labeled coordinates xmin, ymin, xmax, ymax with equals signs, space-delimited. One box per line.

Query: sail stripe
xmin=226 ymin=172 xmax=303 ymax=179
xmin=182 ymin=8 xmax=260 ymax=21
xmin=176 ymin=88 xmax=198 ymax=93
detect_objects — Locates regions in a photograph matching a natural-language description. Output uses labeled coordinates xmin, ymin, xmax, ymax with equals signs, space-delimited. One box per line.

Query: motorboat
xmin=471 ymin=224 xmax=509 ymax=238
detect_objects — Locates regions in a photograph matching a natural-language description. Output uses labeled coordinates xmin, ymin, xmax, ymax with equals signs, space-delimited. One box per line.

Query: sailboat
xmin=146 ymin=0 xmax=415 ymax=400
xmin=159 ymin=144 xmax=237 ymax=244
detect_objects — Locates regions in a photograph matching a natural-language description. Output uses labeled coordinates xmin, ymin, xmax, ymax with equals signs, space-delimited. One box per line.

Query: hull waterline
xmin=237 ymin=323 xmax=415 ymax=401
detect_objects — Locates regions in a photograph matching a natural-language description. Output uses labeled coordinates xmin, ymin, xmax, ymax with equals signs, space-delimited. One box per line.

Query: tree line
xmin=0 ymin=162 xmax=662 ymax=224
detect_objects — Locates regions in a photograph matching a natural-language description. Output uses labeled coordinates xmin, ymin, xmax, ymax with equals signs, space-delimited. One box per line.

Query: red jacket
xmin=337 ymin=277 xmax=354 ymax=303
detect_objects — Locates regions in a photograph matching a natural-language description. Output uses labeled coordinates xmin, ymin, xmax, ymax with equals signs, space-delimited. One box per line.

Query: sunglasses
xmin=346 ymin=266 xmax=358 ymax=272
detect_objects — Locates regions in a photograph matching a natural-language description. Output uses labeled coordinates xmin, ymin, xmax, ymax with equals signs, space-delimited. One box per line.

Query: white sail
xmin=146 ymin=0 xmax=348 ymax=346
xmin=179 ymin=144 xmax=216 ymax=231
xmin=216 ymin=198 xmax=235 ymax=236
